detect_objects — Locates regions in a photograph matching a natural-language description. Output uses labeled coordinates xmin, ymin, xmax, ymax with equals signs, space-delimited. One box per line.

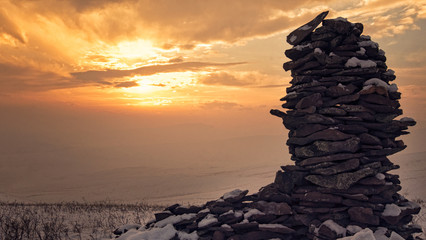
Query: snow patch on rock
xmin=345 ymin=57 xmax=377 ymax=68
xmin=382 ymin=204 xmax=401 ymax=217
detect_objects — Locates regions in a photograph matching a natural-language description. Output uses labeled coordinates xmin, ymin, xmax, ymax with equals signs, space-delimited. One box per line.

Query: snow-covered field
xmin=0 ymin=201 xmax=163 ymax=240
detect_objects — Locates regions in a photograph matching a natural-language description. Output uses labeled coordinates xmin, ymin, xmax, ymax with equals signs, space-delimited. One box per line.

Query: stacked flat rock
xmin=113 ymin=12 xmax=423 ymax=240
xmin=271 ymin=11 xmax=422 ymax=239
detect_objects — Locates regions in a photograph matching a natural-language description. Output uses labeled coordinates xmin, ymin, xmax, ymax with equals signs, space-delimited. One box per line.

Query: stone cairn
xmin=114 ymin=12 xmax=423 ymax=240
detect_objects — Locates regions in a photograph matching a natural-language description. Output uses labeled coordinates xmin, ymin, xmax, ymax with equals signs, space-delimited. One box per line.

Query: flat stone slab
xmin=287 ymin=11 xmax=329 ymax=45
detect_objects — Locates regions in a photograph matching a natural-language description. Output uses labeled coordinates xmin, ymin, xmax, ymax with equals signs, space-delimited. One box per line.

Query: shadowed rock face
xmin=113 ymin=12 xmax=422 ymax=240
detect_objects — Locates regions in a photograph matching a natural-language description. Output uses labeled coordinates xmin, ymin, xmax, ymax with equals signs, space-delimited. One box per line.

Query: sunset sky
xmin=1 ymin=0 xmax=426 ymax=202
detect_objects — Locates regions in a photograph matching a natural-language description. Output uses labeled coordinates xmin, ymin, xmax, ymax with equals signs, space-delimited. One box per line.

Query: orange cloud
xmin=71 ymin=62 xmax=245 ymax=81
xmin=0 ymin=9 xmax=26 ymax=44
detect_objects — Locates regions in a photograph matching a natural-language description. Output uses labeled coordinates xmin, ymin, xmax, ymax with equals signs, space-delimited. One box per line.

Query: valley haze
xmin=0 ymin=0 xmax=425 ymax=206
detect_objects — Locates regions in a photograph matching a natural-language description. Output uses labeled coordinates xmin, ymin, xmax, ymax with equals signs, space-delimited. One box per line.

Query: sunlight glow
xmin=117 ymin=71 xmax=202 ymax=106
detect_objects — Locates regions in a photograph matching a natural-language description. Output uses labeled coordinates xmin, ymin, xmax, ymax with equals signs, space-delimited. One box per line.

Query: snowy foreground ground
xmin=112 ymin=190 xmax=426 ymax=240
xmin=0 ymin=195 xmax=424 ymax=240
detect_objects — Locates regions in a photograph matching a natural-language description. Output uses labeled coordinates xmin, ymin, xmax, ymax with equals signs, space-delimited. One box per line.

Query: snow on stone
xmin=221 ymin=224 xmax=232 ymax=229
xmin=299 ymin=24 xmax=311 ymax=30
xmin=373 ymin=227 xmax=388 ymax=240
xmin=382 ymin=204 xmax=401 ymax=217
xmin=375 ymin=173 xmax=385 ymax=180
xmin=337 ymin=228 xmax=375 ymax=240
xmin=244 ymin=208 xmax=265 ymax=219
xmin=389 ymin=231 xmax=405 ymax=240
xmin=117 ymin=224 xmax=177 ymax=240
xmin=356 ymin=47 xmax=366 ymax=55
xmin=115 ymin=224 xmax=142 ymax=233
xmin=364 ymin=78 xmax=398 ymax=92
xmin=337 ymin=83 xmax=345 ymax=89
xmin=198 ymin=208 xmax=210 ymax=214
xmin=220 ymin=209 xmax=234 ymax=216
xmin=314 ymin=48 xmax=322 ymax=54
xmin=323 ymin=220 xmax=346 ymax=237
xmin=294 ymin=43 xmax=312 ymax=51
xmin=345 ymin=57 xmax=377 ymax=68
xmin=154 ymin=213 xmax=196 ymax=228
xmin=198 ymin=214 xmax=218 ymax=228
xmin=259 ymin=224 xmax=289 ymax=229
xmin=329 ymin=52 xmax=338 ymax=57
xmin=290 ymin=35 xmax=297 ymax=43
xmin=223 ymin=189 xmax=244 ymax=200
xmin=234 ymin=210 xmax=243 ymax=218
xmin=177 ymin=230 xmax=199 ymax=240
xmin=358 ymin=40 xmax=378 ymax=48
xmin=346 ymin=225 xmax=362 ymax=234
xmin=287 ymin=91 xmax=297 ymax=96
xmin=241 ymin=219 xmax=249 ymax=223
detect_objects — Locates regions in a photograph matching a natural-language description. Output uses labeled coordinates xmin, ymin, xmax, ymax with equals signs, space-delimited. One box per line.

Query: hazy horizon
xmin=1 ymin=0 xmax=426 ymax=204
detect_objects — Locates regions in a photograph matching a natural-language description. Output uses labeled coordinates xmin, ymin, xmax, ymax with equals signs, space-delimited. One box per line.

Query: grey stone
xmin=287 ymin=128 xmax=352 ymax=146
xmin=230 ymin=222 xmax=259 ymax=234
xmin=324 ymin=93 xmax=360 ymax=107
xmin=283 ymin=52 xmax=315 ymax=71
xmin=339 ymin=104 xmax=373 ymax=113
xmin=298 ymin=153 xmax=364 ymax=166
xmin=274 ymin=170 xmax=308 ymax=194
xmin=287 ymin=11 xmax=329 ymax=45
xmin=333 ymin=67 xmax=379 ymax=76
xmin=318 ymin=107 xmax=347 ymax=116
xmin=358 ymin=176 xmax=385 ymax=185
xmin=348 ymin=207 xmax=380 ymax=225
xmin=295 ymin=93 xmax=323 ymax=109
xmin=252 ymin=201 xmax=292 ymax=215
xmin=326 ymin=84 xmax=357 ymax=97
xmin=311 ymin=158 xmax=360 ymax=175
xmin=294 ymin=137 xmax=360 ymax=158
xmin=292 ymin=124 xmax=328 ymax=137
xmin=282 ymin=113 xmax=337 ymax=130
xmin=336 ymin=124 xmax=369 ymax=134
xmin=292 ymin=191 xmax=342 ymax=204
xmin=323 ymin=19 xmax=353 ymax=34
xmin=359 ymin=133 xmax=381 ymax=145
xmin=258 ymin=224 xmax=295 ymax=234
xmin=305 ymin=167 xmax=376 ymax=189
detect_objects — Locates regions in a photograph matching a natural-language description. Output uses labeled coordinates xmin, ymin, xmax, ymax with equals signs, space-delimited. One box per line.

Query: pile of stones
xmin=114 ymin=12 xmax=422 ymax=240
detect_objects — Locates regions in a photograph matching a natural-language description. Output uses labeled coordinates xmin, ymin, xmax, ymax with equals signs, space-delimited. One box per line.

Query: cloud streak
xmin=0 ymin=9 xmax=25 ymax=43
xmin=71 ymin=62 xmax=245 ymax=82
xmin=0 ymin=61 xmax=246 ymax=92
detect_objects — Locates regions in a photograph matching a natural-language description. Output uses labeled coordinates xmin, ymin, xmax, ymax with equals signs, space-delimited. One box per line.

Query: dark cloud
xmin=0 ymin=9 xmax=26 ymax=43
xmin=200 ymin=100 xmax=242 ymax=110
xmin=71 ymin=62 xmax=245 ymax=82
xmin=198 ymin=72 xmax=253 ymax=86
xmin=114 ymin=81 xmax=139 ymax=88
xmin=168 ymin=56 xmax=184 ymax=63
xmin=251 ymin=84 xmax=286 ymax=88
xmin=0 ymin=61 xmax=245 ymax=92
xmin=0 ymin=63 xmax=74 ymax=92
